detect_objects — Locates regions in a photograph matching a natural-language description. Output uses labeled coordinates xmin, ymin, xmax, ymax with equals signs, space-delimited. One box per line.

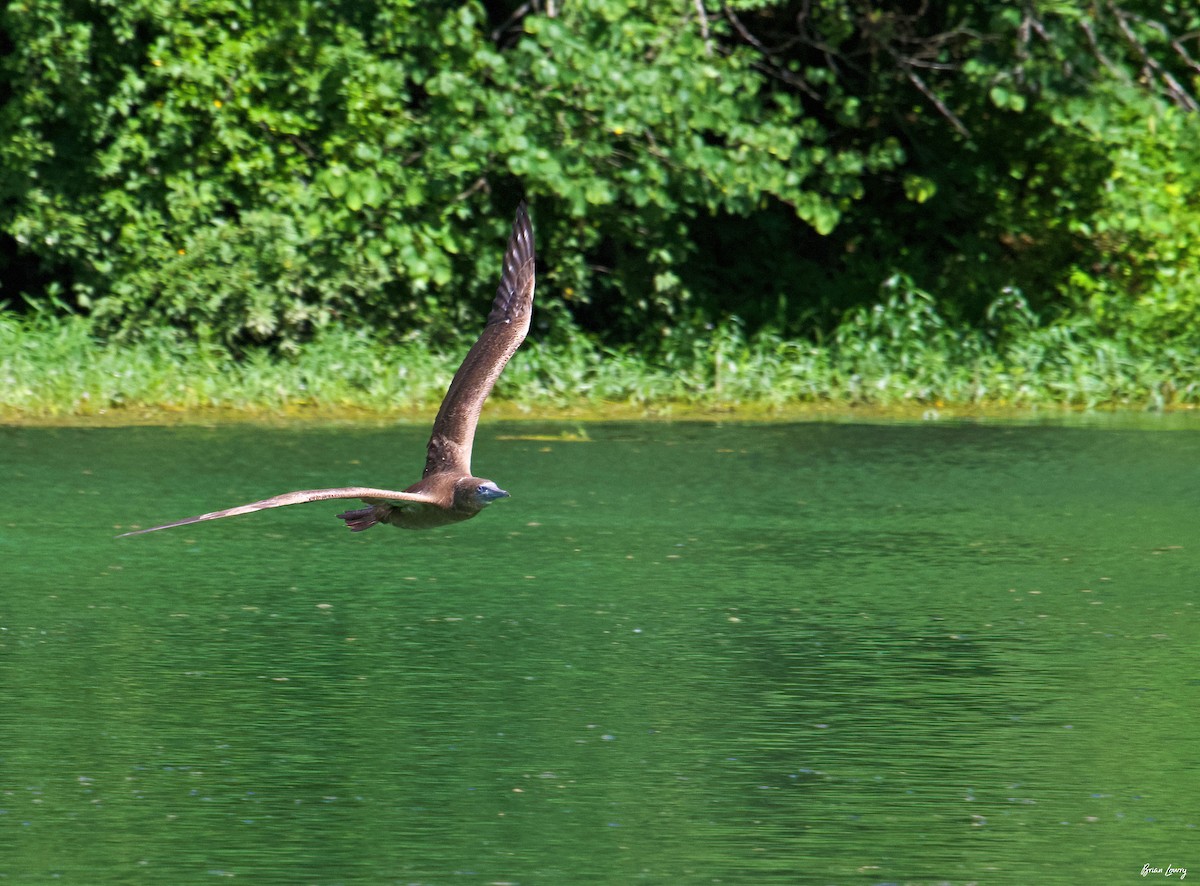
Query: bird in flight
xmin=119 ymin=201 xmax=535 ymax=538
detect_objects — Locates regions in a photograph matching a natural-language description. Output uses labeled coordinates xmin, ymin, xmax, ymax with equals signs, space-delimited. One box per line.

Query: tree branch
xmin=1106 ymin=1 xmax=1199 ymax=111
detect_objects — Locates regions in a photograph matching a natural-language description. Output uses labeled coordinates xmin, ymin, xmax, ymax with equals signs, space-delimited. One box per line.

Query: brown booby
xmin=119 ymin=201 xmax=535 ymax=538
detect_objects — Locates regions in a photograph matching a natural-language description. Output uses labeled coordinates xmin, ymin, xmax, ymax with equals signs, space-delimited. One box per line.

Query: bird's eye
xmin=477 ymin=485 xmax=487 ymax=494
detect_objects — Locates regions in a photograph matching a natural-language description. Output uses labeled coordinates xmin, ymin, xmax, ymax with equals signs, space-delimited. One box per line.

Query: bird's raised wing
xmin=423 ymin=201 xmax=535 ymax=478
xmin=116 ymin=486 xmax=440 ymax=537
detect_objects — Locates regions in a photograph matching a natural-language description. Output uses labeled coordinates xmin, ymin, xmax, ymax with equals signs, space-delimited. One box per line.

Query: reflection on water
xmin=1 ymin=419 xmax=1197 ymax=882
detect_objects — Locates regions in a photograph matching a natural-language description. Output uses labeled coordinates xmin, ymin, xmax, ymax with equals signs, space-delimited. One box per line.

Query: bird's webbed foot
xmin=336 ymin=506 xmax=381 ymax=532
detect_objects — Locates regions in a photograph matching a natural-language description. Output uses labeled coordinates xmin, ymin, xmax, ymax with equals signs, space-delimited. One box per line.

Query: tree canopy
xmin=1 ymin=0 xmax=1198 ymax=354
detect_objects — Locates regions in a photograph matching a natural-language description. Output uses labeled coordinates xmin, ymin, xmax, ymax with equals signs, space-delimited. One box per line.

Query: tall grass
xmin=1 ymin=283 xmax=1196 ymax=421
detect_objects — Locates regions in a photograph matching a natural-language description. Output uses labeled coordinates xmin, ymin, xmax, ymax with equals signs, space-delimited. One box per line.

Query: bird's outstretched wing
xmin=116 ymin=487 xmax=440 ymax=537
xmin=423 ymin=201 xmax=535 ymax=478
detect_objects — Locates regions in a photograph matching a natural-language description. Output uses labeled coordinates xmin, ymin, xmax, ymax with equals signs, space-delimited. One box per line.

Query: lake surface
xmin=1 ymin=418 xmax=1197 ymax=884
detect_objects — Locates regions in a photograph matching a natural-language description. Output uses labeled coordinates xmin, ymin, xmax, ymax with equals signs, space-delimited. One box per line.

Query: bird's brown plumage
xmin=422 ymin=200 xmax=535 ymax=480
xmin=118 ymin=202 xmax=535 ymax=538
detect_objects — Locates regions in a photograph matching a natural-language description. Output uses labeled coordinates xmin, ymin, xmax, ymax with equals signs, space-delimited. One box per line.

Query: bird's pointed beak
xmin=475 ymin=482 xmax=509 ymax=504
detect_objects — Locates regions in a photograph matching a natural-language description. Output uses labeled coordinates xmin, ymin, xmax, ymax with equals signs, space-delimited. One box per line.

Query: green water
xmin=2 ymin=419 xmax=1197 ymax=884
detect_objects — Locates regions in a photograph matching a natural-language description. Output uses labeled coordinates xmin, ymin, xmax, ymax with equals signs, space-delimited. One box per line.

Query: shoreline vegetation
xmin=4 ymin=4 xmax=1200 ymax=432
xmin=3 ymin=299 xmax=1195 ymax=427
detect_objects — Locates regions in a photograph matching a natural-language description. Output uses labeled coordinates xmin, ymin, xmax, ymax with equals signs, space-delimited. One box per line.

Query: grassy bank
xmin=1 ymin=295 xmax=1197 ymax=424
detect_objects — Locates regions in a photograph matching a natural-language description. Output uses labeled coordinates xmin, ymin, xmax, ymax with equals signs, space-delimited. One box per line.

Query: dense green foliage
xmin=2 ymin=0 xmax=879 ymax=348
xmin=0 ymin=0 xmax=1198 ymax=407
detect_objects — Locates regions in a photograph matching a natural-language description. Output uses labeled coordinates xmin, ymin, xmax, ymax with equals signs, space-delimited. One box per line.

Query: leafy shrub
xmin=1054 ymin=85 xmax=1200 ymax=348
xmin=0 ymin=0 xmax=895 ymax=351
xmin=1 ymin=0 xmax=1197 ymax=368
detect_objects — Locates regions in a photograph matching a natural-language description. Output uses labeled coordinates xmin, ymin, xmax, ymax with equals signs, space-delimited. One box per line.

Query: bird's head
xmin=456 ymin=477 xmax=510 ymax=512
